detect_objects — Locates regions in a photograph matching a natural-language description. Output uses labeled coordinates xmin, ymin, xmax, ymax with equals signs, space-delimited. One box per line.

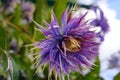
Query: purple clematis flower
xmin=34 ymin=8 xmax=103 ymax=76
xmin=90 ymin=6 xmax=109 ymax=41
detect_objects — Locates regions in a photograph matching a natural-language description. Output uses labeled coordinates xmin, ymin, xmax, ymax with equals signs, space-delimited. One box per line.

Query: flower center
xmin=64 ymin=37 xmax=81 ymax=52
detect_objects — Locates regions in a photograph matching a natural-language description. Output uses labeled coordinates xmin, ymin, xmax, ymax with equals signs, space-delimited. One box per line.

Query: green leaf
xmin=0 ymin=49 xmax=7 ymax=77
xmin=0 ymin=24 xmax=6 ymax=50
xmin=33 ymin=0 xmax=51 ymax=41
xmin=0 ymin=24 xmax=7 ymax=76
xmin=70 ymin=57 xmax=101 ymax=80
xmin=12 ymin=5 xmax=21 ymax=24
xmin=7 ymin=56 xmax=19 ymax=80
xmin=82 ymin=57 xmax=101 ymax=80
xmin=114 ymin=72 xmax=120 ymax=80
xmin=33 ymin=28 xmax=45 ymax=41
xmin=0 ymin=50 xmax=19 ymax=80
xmin=34 ymin=0 xmax=51 ymax=24
xmin=53 ymin=0 xmax=68 ymax=23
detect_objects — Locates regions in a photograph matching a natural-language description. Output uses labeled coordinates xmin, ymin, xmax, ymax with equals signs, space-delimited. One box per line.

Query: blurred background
xmin=0 ymin=0 xmax=120 ymax=80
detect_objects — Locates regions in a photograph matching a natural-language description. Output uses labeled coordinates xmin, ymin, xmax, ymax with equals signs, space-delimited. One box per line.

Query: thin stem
xmin=0 ymin=18 xmax=35 ymax=43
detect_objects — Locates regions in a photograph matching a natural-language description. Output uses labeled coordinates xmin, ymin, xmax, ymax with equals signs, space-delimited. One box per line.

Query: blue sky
xmin=108 ymin=0 xmax=120 ymax=20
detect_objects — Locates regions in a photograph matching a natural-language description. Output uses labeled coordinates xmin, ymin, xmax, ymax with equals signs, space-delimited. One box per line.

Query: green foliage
xmin=83 ymin=57 xmax=100 ymax=80
xmin=114 ymin=72 xmax=120 ymax=80
xmin=53 ymin=0 xmax=68 ymax=23
xmin=12 ymin=5 xmax=21 ymax=24
xmin=0 ymin=24 xmax=6 ymax=49
xmin=69 ymin=57 xmax=101 ymax=80
xmin=7 ymin=56 xmax=19 ymax=80
xmin=34 ymin=0 xmax=51 ymax=24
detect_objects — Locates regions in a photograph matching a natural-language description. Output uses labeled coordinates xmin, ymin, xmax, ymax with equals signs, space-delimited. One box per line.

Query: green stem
xmin=0 ymin=18 xmax=35 ymax=43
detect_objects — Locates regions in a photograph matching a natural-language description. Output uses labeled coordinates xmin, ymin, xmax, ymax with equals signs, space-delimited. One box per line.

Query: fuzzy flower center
xmin=64 ymin=37 xmax=81 ymax=52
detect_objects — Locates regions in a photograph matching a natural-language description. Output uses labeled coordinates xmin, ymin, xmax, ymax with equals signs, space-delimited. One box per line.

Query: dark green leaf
xmin=0 ymin=49 xmax=7 ymax=76
xmin=0 ymin=24 xmax=6 ymax=50
xmin=12 ymin=5 xmax=21 ymax=24
xmin=7 ymin=56 xmax=19 ymax=80
xmin=69 ymin=57 xmax=101 ymax=80
xmin=114 ymin=72 xmax=120 ymax=80
xmin=34 ymin=0 xmax=51 ymax=24
xmin=53 ymin=0 xmax=68 ymax=23
xmin=82 ymin=57 xmax=100 ymax=80
xmin=33 ymin=28 xmax=45 ymax=41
